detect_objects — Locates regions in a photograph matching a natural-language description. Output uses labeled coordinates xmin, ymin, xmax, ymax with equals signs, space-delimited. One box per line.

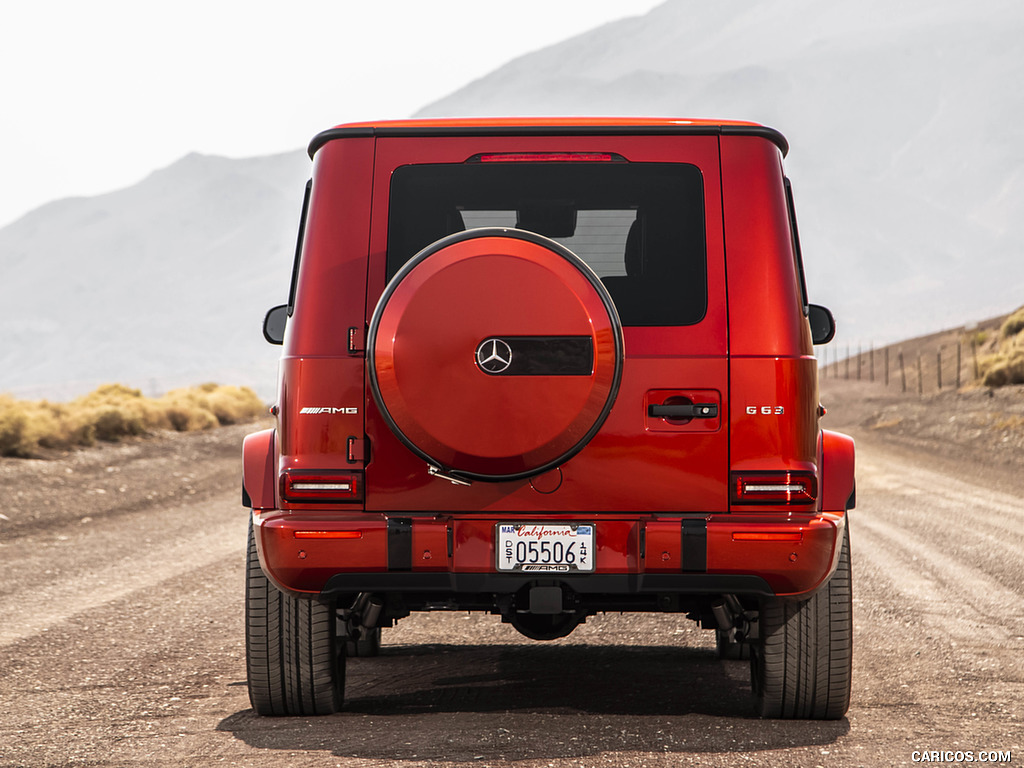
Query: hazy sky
xmin=0 ymin=0 xmax=664 ymax=229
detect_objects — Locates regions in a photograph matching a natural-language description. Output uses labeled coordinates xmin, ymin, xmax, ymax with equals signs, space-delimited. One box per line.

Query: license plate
xmin=495 ymin=523 xmax=595 ymax=572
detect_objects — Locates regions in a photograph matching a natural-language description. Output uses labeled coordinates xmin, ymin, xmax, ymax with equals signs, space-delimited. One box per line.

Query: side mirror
xmin=808 ymin=304 xmax=835 ymax=345
xmin=263 ymin=304 xmax=288 ymax=345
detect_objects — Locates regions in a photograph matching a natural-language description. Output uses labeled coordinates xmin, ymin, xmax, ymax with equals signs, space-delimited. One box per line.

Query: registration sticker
xmin=496 ymin=523 xmax=595 ymax=572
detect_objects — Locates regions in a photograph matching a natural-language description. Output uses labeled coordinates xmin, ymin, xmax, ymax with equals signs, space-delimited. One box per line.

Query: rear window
xmin=387 ymin=162 xmax=706 ymax=326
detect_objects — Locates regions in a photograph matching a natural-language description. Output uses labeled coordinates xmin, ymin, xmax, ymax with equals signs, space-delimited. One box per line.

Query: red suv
xmin=243 ymin=118 xmax=855 ymax=719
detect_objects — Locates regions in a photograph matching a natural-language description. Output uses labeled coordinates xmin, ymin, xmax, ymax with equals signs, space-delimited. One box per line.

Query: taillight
xmin=281 ymin=470 xmax=363 ymax=503
xmin=731 ymin=472 xmax=817 ymax=505
xmin=473 ymin=152 xmax=618 ymax=163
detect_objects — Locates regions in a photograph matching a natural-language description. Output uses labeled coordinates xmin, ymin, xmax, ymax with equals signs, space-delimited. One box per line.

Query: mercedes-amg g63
xmin=243 ymin=117 xmax=855 ymax=719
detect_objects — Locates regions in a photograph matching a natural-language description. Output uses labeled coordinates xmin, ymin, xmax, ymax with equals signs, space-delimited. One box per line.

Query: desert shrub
xmin=0 ymin=398 xmax=75 ymax=455
xmin=159 ymin=384 xmax=264 ymax=429
xmin=22 ymin=401 xmax=72 ymax=450
xmin=980 ymin=351 xmax=1024 ymax=387
xmin=164 ymin=405 xmax=219 ymax=432
xmin=93 ymin=406 xmax=148 ymax=441
xmin=160 ymin=392 xmax=220 ymax=432
xmin=75 ymin=383 xmax=143 ymax=403
xmin=204 ymin=386 xmax=265 ymax=425
xmin=1000 ymin=307 xmax=1024 ymax=339
xmin=0 ymin=395 xmax=29 ymax=456
xmin=0 ymin=383 xmax=267 ymax=457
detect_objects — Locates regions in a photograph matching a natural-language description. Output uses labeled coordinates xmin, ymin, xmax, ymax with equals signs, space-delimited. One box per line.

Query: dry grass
xmin=977 ymin=307 xmax=1024 ymax=387
xmin=979 ymin=351 xmax=1024 ymax=387
xmin=0 ymin=383 xmax=266 ymax=458
xmin=1000 ymin=307 xmax=1024 ymax=338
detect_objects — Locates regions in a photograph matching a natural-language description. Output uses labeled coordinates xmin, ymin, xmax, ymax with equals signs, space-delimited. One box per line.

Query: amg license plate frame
xmin=495 ymin=523 xmax=595 ymax=572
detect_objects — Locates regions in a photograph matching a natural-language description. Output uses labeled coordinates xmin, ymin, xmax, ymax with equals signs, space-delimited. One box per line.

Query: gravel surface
xmin=1 ymin=382 xmax=1022 ymax=767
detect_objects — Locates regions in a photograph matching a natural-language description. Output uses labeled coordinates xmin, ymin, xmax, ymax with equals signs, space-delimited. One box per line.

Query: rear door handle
xmin=648 ymin=403 xmax=718 ymax=419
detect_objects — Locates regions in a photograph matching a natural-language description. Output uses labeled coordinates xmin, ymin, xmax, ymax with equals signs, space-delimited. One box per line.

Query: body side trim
xmin=242 ymin=429 xmax=276 ymax=509
xmin=820 ymin=429 xmax=857 ymax=511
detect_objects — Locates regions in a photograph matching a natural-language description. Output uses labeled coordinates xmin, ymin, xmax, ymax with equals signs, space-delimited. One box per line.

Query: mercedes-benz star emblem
xmin=476 ymin=338 xmax=513 ymax=374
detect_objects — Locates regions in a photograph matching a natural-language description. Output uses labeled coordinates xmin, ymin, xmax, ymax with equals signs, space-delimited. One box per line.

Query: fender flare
xmin=819 ymin=429 xmax=856 ymax=512
xmin=242 ymin=428 xmax=277 ymax=510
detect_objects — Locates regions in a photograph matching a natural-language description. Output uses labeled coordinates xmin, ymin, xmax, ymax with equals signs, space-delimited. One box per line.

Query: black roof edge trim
xmin=720 ymin=125 xmax=789 ymax=157
xmin=307 ymin=127 xmax=375 ymax=157
xmin=308 ymin=124 xmax=789 ymax=158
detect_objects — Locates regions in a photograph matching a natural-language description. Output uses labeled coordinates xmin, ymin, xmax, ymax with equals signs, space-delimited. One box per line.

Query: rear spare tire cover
xmin=368 ymin=228 xmax=623 ymax=482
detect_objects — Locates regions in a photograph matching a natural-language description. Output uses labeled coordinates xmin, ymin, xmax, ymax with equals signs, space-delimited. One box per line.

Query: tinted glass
xmin=387 ymin=162 xmax=706 ymax=326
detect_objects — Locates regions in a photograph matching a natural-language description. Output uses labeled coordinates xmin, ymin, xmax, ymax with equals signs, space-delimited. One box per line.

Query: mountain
xmin=0 ymin=151 xmax=309 ymax=399
xmin=4 ymin=0 xmax=1022 ymax=400
xmin=416 ymin=0 xmax=1024 ymax=346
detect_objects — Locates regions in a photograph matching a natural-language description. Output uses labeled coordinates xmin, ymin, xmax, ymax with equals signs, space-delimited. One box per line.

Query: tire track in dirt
xmin=0 ymin=492 xmax=246 ymax=647
xmin=3 ymin=417 xmax=1024 ymax=766
xmin=853 ymin=447 xmax=1024 ymax=643
xmin=855 ymin=516 xmax=1024 ymax=639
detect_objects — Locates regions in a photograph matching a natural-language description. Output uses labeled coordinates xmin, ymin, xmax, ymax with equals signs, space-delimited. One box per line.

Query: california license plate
xmin=495 ymin=523 xmax=595 ymax=572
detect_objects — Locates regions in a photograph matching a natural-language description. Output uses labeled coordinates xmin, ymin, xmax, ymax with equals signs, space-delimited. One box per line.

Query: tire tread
xmin=245 ymin=520 xmax=343 ymax=716
xmin=752 ymin=523 xmax=852 ymax=719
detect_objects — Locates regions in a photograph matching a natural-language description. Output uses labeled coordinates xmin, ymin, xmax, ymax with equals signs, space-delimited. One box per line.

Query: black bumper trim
xmin=321 ymin=572 xmax=774 ymax=598
xmin=387 ymin=518 xmax=412 ymax=571
xmin=681 ymin=519 xmax=708 ymax=572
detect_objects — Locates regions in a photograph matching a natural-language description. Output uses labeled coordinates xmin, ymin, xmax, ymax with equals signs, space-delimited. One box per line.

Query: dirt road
xmin=1 ymin=382 xmax=1022 ymax=767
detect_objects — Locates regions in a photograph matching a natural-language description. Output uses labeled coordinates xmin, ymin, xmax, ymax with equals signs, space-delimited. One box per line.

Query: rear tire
xmin=750 ymin=522 xmax=852 ymax=719
xmin=245 ymin=519 xmax=345 ymax=716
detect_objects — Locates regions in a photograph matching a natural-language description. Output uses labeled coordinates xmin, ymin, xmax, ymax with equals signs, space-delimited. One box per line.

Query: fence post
xmin=972 ymin=339 xmax=979 ymax=380
xmin=899 ymin=351 xmax=907 ymax=393
xmin=917 ymin=354 xmax=924 ymax=395
xmin=870 ymin=343 xmax=875 ymax=382
xmin=937 ymin=348 xmax=942 ymax=390
xmin=956 ymin=342 xmax=962 ymax=389
xmin=857 ymin=344 xmax=862 ymax=381
xmin=885 ymin=347 xmax=890 ymax=387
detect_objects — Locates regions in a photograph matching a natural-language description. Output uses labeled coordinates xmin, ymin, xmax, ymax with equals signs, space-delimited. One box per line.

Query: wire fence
xmin=816 ymin=339 xmax=985 ymax=395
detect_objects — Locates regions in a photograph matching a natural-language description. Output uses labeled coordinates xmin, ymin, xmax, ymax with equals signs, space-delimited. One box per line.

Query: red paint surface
xmin=255 ymin=511 xmax=843 ymax=597
xmin=244 ymin=119 xmax=855 ymax=603
xmin=371 ymin=234 xmax=619 ymax=477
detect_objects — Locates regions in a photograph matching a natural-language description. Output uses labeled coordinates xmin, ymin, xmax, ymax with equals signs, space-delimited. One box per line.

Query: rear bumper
xmin=253 ymin=510 xmax=846 ymax=600
xmin=320 ymin=571 xmax=775 ymax=598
